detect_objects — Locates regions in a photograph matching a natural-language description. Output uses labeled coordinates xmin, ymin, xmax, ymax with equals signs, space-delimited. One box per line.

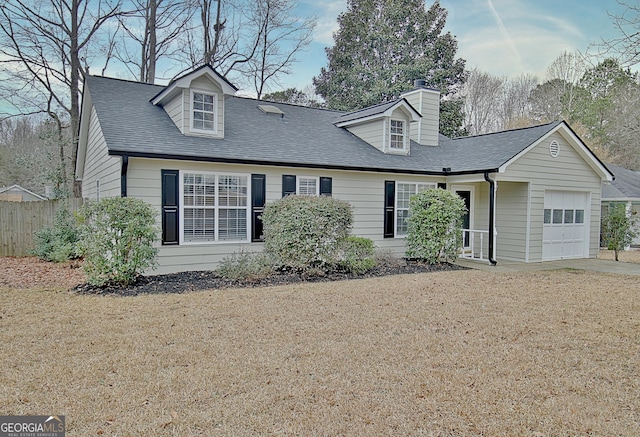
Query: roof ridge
xmin=87 ymin=74 xmax=164 ymax=89
xmin=340 ymin=98 xmax=403 ymax=117
xmin=453 ymin=121 xmax=561 ymax=140
xmin=233 ymin=95 xmax=343 ymax=113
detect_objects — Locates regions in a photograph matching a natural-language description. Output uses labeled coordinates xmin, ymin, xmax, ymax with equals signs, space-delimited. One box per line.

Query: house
xmin=75 ymin=65 xmax=614 ymax=274
xmin=0 ymin=184 xmax=47 ymax=202
xmin=601 ymin=163 xmax=640 ymax=247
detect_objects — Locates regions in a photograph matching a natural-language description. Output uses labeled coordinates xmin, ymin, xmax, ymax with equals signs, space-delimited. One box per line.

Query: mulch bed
xmin=73 ymin=260 xmax=466 ymax=296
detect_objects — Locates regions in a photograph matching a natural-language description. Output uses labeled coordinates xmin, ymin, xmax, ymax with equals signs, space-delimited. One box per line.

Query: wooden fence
xmin=0 ymin=198 xmax=84 ymax=257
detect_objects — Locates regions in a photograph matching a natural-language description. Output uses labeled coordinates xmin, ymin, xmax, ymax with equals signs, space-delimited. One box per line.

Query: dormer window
xmin=390 ymin=119 xmax=405 ymax=149
xmin=192 ymin=90 xmax=217 ymax=133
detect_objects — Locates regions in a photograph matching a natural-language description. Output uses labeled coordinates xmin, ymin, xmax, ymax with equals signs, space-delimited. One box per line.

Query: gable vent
xmin=549 ymin=140 xmax=560 ymax=158
xmin=258 ymin=104 xmax=284 ymax=116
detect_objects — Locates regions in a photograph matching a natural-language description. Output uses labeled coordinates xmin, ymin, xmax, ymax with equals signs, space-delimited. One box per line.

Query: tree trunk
xmin=70 ymin=0 xmax=81 ymax=197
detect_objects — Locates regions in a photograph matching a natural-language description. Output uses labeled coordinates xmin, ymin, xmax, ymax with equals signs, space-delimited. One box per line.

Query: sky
xmin=282 ymin=0 xmax=632 ymax=92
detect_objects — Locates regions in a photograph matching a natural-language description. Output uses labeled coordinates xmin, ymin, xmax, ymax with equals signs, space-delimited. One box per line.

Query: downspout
xmin=121 ymin=155 xmax=129 ymax=198
xmin=484 ymin=171 xmax=497 ymax=265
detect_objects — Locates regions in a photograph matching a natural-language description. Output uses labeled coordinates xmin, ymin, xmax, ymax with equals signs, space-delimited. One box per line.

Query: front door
xmin=453 ymin=186 xmax=473 ymax=248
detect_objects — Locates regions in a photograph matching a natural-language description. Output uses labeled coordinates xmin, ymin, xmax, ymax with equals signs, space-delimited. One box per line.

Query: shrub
xmin=32 ymin=205 xmax=80 ymax=262
xmin=601 ymin=203 xmax=638 ymax=261
xmin=261 ymin=195 xmax=353 ymax=271
xmin=216 ymin=249 xmax=275 ymax=281
xmin=338 ymin=236 xmax=376 ymax=274
xmin=406 ymin=188 xmax=467 ymax=263
xmin=77 ymin=197 xmax=158 ymax=286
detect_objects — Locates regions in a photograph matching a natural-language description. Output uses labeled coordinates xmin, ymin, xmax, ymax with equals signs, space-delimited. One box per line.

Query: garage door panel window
xmin=564 ymin=209 xmax=574 ymax=224
xmin=553 ymin=209 xmax=563 ymax=224
xmin=575 ymin=209 xmax=584 ymax=223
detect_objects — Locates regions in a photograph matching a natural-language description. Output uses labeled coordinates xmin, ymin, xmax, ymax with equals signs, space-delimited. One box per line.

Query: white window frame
xmin=191 ymin=89 xmax=218 ymax=134
xmin=179 ymin=171 xmax=250 ymax=244
xmin=395 ymin=182 xmax=437 ymax=237
xmin=297 ymin=176 xmax=319 ymax=196
xmin=389 ymin=119 xmax=406 ymax=151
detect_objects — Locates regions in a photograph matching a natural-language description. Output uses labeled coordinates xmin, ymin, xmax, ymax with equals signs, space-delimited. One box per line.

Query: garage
xmin=542 ymin=191 xmax=589 ymax=260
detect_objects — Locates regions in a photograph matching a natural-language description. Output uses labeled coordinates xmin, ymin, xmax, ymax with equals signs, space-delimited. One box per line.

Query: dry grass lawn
xmin=1 ymin=270 xmax=639 ymax=436
xmin=599 ymin=248 xmax=640 ymax=264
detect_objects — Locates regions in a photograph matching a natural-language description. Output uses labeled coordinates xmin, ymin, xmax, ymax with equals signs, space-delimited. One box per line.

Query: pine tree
xmin=313 ymin=0 xmax=467 ymax=136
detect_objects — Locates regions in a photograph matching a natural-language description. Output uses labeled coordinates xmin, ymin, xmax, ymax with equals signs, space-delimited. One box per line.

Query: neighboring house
xmin=601 ymin=163 xmax=640 ymax=247
xmin=0 ymin=185 xmax=47 ymax=202
xmin=75 ymin=65 xmax=614 ymax=274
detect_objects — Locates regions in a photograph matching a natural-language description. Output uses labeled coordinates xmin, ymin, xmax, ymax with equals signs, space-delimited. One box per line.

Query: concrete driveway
xmin=455 ymin=257 xmax=640 ymax=275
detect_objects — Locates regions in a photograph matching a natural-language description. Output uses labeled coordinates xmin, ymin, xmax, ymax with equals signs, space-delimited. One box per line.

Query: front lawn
xmin=1 ymin=270 xmax=638 ymax=435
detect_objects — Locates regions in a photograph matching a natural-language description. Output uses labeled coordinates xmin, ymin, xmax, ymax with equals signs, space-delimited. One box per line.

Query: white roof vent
xmin=549 ymin=140 xmax=560 ymax=158
xmin=258 ymin=104 xmax=284 ymax=116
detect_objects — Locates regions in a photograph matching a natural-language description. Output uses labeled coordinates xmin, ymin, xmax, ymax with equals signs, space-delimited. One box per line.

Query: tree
xmin=601 ymin=203 xmax=638 ymax=261
xmin=313 ymin=0 xmax=466 ymax=136
xmin=176 ymin=0 xmax=315 ymax=94
xmin=263 ymin=87 xmax=324 ymax=107
xmin=497 ymin=74 xmax=538 ymax=131
xmin=461 ymin=68 xmax=504 ymax=135
xmin=574 ymin=59 xmax=640 ymax=166
xmin=113 ymin=0 xmax=194 ymax=83
xmin=243 ymin=0 xmax=315 ymax=100
xmin=593 ymin=1 xmax=640 ymax=69
xmin=0 ymin=0 xmax=125 ymax=195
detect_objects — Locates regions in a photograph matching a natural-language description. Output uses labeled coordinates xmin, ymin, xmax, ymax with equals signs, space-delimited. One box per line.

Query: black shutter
xmin=319 ymin=177 xmax=332 ymax=196
xmin=282 ymin=174 xmax=296 ymax=197
xmin=438 ymin=182 xmax=447 ymax=190
xmin=251 ymin=174 xmax=266 ymax=242
xmin=384 ymin=180 xmax=395 ymax=238
xmin=161 ymin=169 xmax=180 ymax=245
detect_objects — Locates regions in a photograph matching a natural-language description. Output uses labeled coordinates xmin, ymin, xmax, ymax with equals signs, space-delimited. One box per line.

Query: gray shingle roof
xmin=602 ymin=163 xmax=640 ymax=200
xmin=84 ymin=75 xmax=566 ymax=175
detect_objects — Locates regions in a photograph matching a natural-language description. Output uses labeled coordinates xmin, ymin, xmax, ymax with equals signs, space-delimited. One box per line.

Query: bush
xmin=77 ymin=197 xmax=158 ymax=286
xmin=261 ymin=195 xmax=353 ymax=271
xmin=216 ymin=249 xmax=275 ymax=281
xmin=337 ymin=236 xmax=376 ymax=274
xmin=601 ymin=203 xmax=638 ymax=261
xmin=406 ymin=188 xmax=467 ymax=263
xmin=32 ymin=206 xmax=80 ymax=262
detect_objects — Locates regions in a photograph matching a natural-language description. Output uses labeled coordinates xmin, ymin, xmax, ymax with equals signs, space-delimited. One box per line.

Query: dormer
xmin=334 ymin=99 xmax=421 ymax=155
xmin=150 ymin=64 xmax=238 ymax=138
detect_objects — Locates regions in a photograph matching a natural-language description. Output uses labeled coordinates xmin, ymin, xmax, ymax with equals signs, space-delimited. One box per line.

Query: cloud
xmin=444 ymin=0 xmax=593 ymax=78
xmin=300 ymin=0 xmax=346 ymax=46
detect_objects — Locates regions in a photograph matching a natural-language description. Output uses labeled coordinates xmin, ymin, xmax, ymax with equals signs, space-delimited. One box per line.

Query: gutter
xmin=121 ymin=155 xmax=129 ymax=197
xmin=484 ymin=171 xmax=498 ymax=265
xmin=108 ymin=149 xmax=500 ymax=178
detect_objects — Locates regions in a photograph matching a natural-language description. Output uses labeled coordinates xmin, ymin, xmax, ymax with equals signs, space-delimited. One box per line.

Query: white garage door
xmin=542 ymin=191 xmax=589 ymax=260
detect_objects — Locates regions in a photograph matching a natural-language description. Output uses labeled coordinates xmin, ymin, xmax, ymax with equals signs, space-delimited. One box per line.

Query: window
xmin=298 ymin=177 xmax=319 ymax=196
xmin=544 ymin=208 xmax=585 ymax=225
xmin=395 ymin=182 xmax=436 ymax=236
xmin=182 ymin=172 xmax=248 ymax=243
xmin=192 ymin=91 xmax=216 ymax=132
xmin=282 ymin=175 xmax=332 ymax=197
xmin=390 ymin=119 xmax=405 ymax=149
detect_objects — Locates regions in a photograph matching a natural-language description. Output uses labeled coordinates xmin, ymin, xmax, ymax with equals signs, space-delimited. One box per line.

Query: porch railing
xmin=459 ymin=229 xmax=490 ymax=261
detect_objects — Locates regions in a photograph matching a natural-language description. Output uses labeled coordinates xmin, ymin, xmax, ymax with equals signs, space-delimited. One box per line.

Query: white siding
xmin=495 ymin=182 xmax=529 ymax=261
xmin=81 ymin=106 xmax=121 ymax=199
xmin=500 ymin=132 xmax=603 ymax=261
xmin=164 ymin=92 xmax=184 ymax=134
xmin=126 ymin=158 xmax=444 ymax=274
xmin=346 ymin=120 xmax=384 ymax=152
xmin=400 ymin=88 xmax=440 ymax=146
